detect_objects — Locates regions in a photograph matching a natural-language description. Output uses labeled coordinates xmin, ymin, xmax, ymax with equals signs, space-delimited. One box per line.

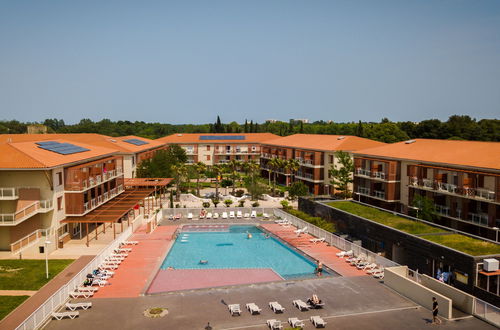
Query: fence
xmin=273 ymin=209 xmax=399 ymax=268
xmin=15 ymin=215 xmax=141 ymax=330
xmin=474 ymin=298 xmax=500 ymax=327
xmin=162 ymin=207 xmax=276 ymax=219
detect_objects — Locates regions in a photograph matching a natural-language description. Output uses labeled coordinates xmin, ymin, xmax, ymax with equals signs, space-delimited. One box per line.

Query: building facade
xmin=156 ymin=133 xmax=279 ymax=166
xmin=260 ymin=134 xmax=385 ymax=195
xmin=353 ymin=139 xmax=500 ymax=241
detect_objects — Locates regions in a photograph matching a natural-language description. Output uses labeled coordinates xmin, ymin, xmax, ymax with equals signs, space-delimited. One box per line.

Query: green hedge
xmin=285 ymin=208 xmax=335 ymax=233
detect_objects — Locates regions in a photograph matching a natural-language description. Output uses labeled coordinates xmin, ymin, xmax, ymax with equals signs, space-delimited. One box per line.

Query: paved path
xmin=0 ymin=256 xmax=94 ymax=330
xmin=93 ymin=225 xmax=178 ymax=298
xmin=261 ymin=224 xmax=368 ymax=277
xmin=0 ymin=290 xmax=37 ymax=296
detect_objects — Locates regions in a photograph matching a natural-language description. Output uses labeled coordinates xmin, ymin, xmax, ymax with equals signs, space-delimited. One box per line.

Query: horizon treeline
xmin=0 ymin=115 xmax=498 ymax=143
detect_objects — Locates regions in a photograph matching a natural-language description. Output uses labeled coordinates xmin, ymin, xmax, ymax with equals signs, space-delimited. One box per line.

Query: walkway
xmin=261 ymin=224 xmax=368 ymax=277
xmin=0 ymin=290 xmax=37 ymax=296
xmin=0 ymin=256 xmax=95 ymax=330
xmin=93 ymin=225 xmax=178 ymax=298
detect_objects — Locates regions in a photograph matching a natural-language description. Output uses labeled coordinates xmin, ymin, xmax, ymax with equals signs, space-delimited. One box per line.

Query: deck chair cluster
xmin=175 ymin=209 xmax=272 ymax=221
xmin=336 ymin=249 xmax=385 ymax=279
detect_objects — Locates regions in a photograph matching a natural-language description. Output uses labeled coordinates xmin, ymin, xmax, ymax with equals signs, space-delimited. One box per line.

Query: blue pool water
xmin=161 ymin=226 xmax=330 ymax=279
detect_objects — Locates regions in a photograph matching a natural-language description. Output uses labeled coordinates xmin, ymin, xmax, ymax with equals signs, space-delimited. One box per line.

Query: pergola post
xmin=113 ymin=222 xmax=116 ymax=240
xmin=95 ymin=222 xmax=98 ymax=240
xmin=103 ymin=222 xmax=106 ymax=233
xmin=86 ymin=223 xmax=89 ymax=247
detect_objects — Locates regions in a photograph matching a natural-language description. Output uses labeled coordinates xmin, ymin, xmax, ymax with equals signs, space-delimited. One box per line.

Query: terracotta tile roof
xmin=0 ymin=134 xmax=165 ymax=153
xmin=354 ymin=139 xmax=500 ymax=171
xmin=0 ymin=139 xmax=118 ymax=169
xmin=156 ymin=133 xmax=280 ymax=144
xmin=262 ymin=134 xmax=386 ymax=152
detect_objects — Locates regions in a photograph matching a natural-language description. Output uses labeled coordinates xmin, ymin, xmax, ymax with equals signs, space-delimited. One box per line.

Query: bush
xmin=212 ymin=198 xmax=220 ymax=208
xmin=224 ymin=199 xmax=233 ymax=207
xmin=252 ymin=201 xmax=260 ymax=207
xmin=221 ymin=179 xmax=233 ymax=188
xmin=286 ymin=209 xmax=335 ymax=232
xmin=234 ymin=189 xmax=245 ymax=197
xmin=202 ymin=202 xmax=210 ymax=208
xmin=288 ymin=182 xmax=308 ymax=199
xmin=238 ymin=200 xmax=245 ymax=207
xmin=280 ymin=200 xmax=290 ymax=209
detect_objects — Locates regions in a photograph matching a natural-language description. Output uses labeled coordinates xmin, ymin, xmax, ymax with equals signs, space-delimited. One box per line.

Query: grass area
xmin=420 ymin=234 xmax=500 ymax=256
xmin=0 ymin=259 xmax=74 ymax=290
xmin=328 ymin=201 xmax=445 ymax=235
xmin=0 ymin=295 xmax=29 ymax=321
xmin=328 ymin=201 xmax=500 ymax=256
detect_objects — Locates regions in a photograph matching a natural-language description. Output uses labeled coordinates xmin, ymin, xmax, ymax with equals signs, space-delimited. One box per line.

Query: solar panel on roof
xmin=199 ymin=135 xmax=246 ymax=141
xmin=36 ymin=141 xmax=90 ymax=155
xmin=123 ymin=138 xmax=149 ymax=146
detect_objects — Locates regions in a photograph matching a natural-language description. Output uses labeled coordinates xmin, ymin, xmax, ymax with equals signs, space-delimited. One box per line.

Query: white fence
xmin=474 ymin=298 xmax=500 ymax=327
xmin=273 ymin=209 xmax=399 ymax=268
xmin=162 ymin=207 xmax=276 ymax=219
xmin=15 ymin=216 xmax=142 ymax=330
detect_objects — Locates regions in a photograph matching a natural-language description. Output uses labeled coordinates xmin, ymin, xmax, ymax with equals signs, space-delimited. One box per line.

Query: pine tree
xmin=249 ymin=120 xmax=254 ymax=133
xmin=299 ymin=121 xmax=304 ymax=133
xmin=244 ymin=119 xmax=248 ymax=133
xmin=356 ymin=120 xmax=364 ymax=137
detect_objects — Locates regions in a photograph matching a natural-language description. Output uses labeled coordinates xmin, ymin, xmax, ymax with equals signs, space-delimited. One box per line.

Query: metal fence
xmin=474 ymin=298 xmax=500 ymax=327
xmin=162 ymin=207 xmax=276 ymax=219
xmin=273 ymin=209 xmax=399 ymax=268
xmin=15 ymin=215 xmax=143 ymax=330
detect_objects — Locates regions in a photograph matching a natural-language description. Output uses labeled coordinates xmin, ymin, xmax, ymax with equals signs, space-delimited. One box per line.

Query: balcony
xmin=374 ymin=190 xmax=386 ymax=199
xmin=437 ymin=182 xmax=457 ymax=194
xmin=81 ymin=185 xmax=124 ymax=215
xmin=0 ymin=188 xmax=19 ymax=200
xmin=296 ymin=172 xmax=321 ymax=182
xmin=409 ymin=177 xmax=497 ymax=203
xmin=297 ymin=158 xmax=322 ymax=167
xmin=434 ymin=204 xmax=450 ymax=217
xmin=357 ymin=187 xmax=370 ymax=195
xmin=469 ymin=212 xmax=489 ymax=226
xmin=373 ymin=171 xmax=386 ymax=180
xmin=355 ymin=168 xmax=392 ymax=181
xmin=0 ymin=199 xmax=54 ymax=226
xmin=66 ymin=168 xmax=123 ymax=193
xmin=356 ymin=168 xmax=372 ymax=177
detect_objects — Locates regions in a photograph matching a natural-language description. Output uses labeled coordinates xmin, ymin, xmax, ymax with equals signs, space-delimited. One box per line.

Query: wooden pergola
xmin=63 ymin=178 xmax=172 ymax=246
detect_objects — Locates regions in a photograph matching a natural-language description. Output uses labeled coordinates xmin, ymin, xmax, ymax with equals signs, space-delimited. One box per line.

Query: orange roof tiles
xmin=354 ymin=139 xmax=500 ymax=171
xmin=263 ymin=134 xmax=386 ymax=152
xmin=156 ymin=133 xmax=279 ymax=144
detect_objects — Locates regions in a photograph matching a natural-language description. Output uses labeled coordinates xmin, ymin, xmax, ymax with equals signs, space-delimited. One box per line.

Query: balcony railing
xmin=434 ymin=204 xmax=450 ymax=216
xmin=0 ymin=187 xmax=18 ymax=200
xmin=357 ymin=187 xmax=370 ymax=195
xmin=296 ymin=172 xmax=315 ymax=180
xmin=79 ymin=185 xmax=124 ymax=216
xmin=410 ymin=176 xmax=497 ymax=202
xmin=10 ymin=228 xmax=49 ymax=254
xmin=475 ymin=188 xmax=496 ymax=201
xmin=437 ymin=182 xmax=457 ymax=194
xmin=67 ymin=168 xmax=123 ymax=192
xmin=374 ymin=190 xmax=386 ymax=199
xmin=373 ymin=171 xmax=386 ymax=180
xmin=356 ymin=168 xmax=371 ymax=177
xmin=0 ymin=200 xmax=54 ymax=225
xmin=469 ymin=212 xmax=489 ymax=226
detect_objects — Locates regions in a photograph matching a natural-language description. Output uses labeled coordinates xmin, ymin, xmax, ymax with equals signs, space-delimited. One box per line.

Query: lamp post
xmin=44 ymin=240 xmax=51 ymax=279
xmin=493 ymin=227 xmax=499 ymax=243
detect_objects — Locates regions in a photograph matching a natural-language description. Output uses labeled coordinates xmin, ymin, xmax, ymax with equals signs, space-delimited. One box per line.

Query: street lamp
xmin=44 ymin=240 xmax=51 ymax=279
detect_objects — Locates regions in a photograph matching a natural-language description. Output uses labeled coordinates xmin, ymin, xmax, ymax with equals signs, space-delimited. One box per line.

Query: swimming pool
xmin=161 ymin=225 xmax=332 ymax=279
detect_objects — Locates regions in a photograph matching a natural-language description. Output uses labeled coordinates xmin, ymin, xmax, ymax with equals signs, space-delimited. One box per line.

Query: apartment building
xmin=156 ymin=133 xmax=279 ymax=165
xmin=260 ymin=134 xmax=385 ymax=195
xmin=353 ymin=139 xmax=500 ymax=240
xmin=0 ymin=136 xmax=124 ymax=253
xmin=0 ymin=134 xmax=166 ymax=179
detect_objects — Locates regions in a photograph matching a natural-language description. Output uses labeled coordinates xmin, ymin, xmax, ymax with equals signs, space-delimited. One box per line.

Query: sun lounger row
xmin=336 ymin=249 xmax=385 ymax=278
xmin=267 ymin=316 xmax=326 ymax=329
xmin=52 ymin=301 xmax=93 ymax=320
xmin=173 ymin=210 xmax=272 ymax=221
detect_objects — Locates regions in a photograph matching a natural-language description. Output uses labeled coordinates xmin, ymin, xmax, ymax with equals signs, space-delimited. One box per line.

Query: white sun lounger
xmin=250 ymin=210 xmax=257 ymax=218
xmin=66 ymin=302 xmax=92 ymax=311
xmin=228 ymin=304 xmax=241 ymax=316
xmin=336 ymin=250 xmax=352 ymax=258
xmin=373 ymin=270 xmax=385 ymax=279
xmin=199 ymin=212 xmax=205 ymax=219
xmin=91 ymin=279 xmax=107 ymax=287
xmin=246 ymin=303 xmax=262 ymax=314
xmin=77 ymin=286 xmax=99 ymax=292
xmin=236 ymin=211 xmax=242 ymax=218
xmin=206 ymin=212 xmax=212 ymax=219
xmin=229 ymin=211 xmax=235 ymax=218
xmin=222 ymin=212 xmax=228 ymax=219
xmin=293 ymin=299 xmax=309 ymax=311
xmin=187 ymin=213 xmax=193 ymax=220
xmin=244 ymin=212 xmax=250 ymax=218
xmin=279 ymin=220 xmax=291 ymax=226
xmin=114 ymin=248 xmax=131 ymax=253
xmin=104 ymin=259 xmax=121 ymax=265
xmin=310 ymin=315 xmax=327 ymax=328
xmin=294 ymin=227 xmax=308 ymax=235
xmin=121 ymin=241 xmax=139 ymax=245
xmin=288 ymin=317 xmax=305 ymax=328
xmin=266 ymin=319 xmax=283 ymax=329
xmin=310 ymin=237 xmax=325 ymax=243
xmin=213 ymin=212 xmax=219 ymax=219
xmin=269 ymin=301 xmax=285 ymax=313
xmin=263 ymin=213 xmax=270 ymax=218
xmin=69 ymin=291 xmax=94 ymax=299
xmin=52 ymin=311 xmax=79 ymax=320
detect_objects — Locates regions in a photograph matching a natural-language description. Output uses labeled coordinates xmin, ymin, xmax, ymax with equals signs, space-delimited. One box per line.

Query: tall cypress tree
xmin=244 ymin=119 xmax=248 ymax=133
xmin=356 ymin=120 xmax=364 ymax=137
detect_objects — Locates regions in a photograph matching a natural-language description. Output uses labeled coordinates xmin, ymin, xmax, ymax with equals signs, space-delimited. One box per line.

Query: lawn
xmin=0 ymin=259 xmax=75 ymax=290
xmin=420 ymin=234 xmax=500 ymax=256
xmin=0 ymin=296 xmax=30 ymax=321
xmin=328 ymin=201 xmax=446 ymax=235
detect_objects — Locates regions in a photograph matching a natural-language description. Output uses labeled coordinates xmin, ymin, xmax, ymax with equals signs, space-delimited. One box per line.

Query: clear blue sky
xmin=0 ymin=1 xmax=499 ymax=124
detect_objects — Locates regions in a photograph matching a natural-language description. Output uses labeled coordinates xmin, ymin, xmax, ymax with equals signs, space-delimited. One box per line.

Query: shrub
xmin=224 ymin=199 xmax=233 ymax=207
xmin=252 ymin=201 xmax=260 ymax=207
xmin=234 ymin=189 xmax=245 ymax=197
xmin=212 ymin=198 xmax=220 ymax=208
xmin=286 ymin=209 xmax=335 ymax=232
xmin=221 ymin=179 xmax=233 ymax=188
xmin=238 ymin=200 xmax=245 ymax=207
xmin=175 ymin=203 xmax=180 ymax=208
xmin=202 ymin=202 xmax=210 ymax=208
xmin=288 ymin=182 xmax=308 ymax=200
xmin=280 ymin=200 xmax=290 ymax=209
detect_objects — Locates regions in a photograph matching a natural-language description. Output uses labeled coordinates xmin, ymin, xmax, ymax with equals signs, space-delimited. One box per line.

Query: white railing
xmin=0 ymin=200 xmax=54 ymax=225
xmin=422 ymin=179 xmax=434 ymax=188
xmin=469 ymin=213 xmax=489 ymax=226
xmin=474 ymin=298 xmax=500 ymax=328
xmin=10 ymin=229 xmax=49 ymax=254
xmin=434 ymin=205 xmax=450 ymax=216
xmin=273 ymin=209 xmax=399 ymax=268
xmin=0 ymin=187 xmax=18 ymax=199
xmin=355 ymin=168 xmax=371 ymax=177
xmin=372 ymin=171 xmax=386 ymax=180
xmin=476 ymin=188 xmax=495 ymax=201
xmin=296 ymin=172 xmax=314 ymax=180
xmin=374 ymin=190 xmax=386 ymax=199
xmin=437 ymin=182 xmax=457 ymax=194
xmin=357 ymin=187 xmax=370 ymax=195
xmin=15 ymin=215 xmax=141 ymax=330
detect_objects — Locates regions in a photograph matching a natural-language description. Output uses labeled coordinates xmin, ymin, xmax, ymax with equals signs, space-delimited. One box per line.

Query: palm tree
xmin=171 ymin=164 xmax=188 ymax=201
xmin=246 ymin=160 xmax=261 ymax=200
xmin=227 ymin=159 xmax=242 ymax=194
xmin=212 ymin=164 xmax=225 ymax=199
xmin=285 ymin=158 xmax=300 ymax=186
xmin=269 ymin=157 xmax=284 ymax=196
xmin=192 ymin=162 xmax=207 ymax=197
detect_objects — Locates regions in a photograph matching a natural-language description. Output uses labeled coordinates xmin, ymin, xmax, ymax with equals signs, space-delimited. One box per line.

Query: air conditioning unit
xmin=484 ymin=258 xmax=499 ymax=272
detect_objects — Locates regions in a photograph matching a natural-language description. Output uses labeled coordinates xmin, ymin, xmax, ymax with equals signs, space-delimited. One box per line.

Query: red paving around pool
xmin=261 ymin=224 xmax=368 ymax=277
xmin=148 ymin=268 xmax=282 ymax=293
xmin=93 ymin=225 xmax=178 ymax=298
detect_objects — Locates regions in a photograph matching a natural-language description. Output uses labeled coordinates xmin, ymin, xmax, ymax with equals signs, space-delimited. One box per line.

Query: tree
xmin=224 ymin=199 xmax=233 ymax=207
xmin=227 ymin=159 xmax=242 ymax=194
xmin=329 ymin=151 xmax=354 ymax=199
xmin=136 ymin=145 xmax=187 ymax=178
xmin=171 ymin=164 xmax=188 ymax=201
xmin=356 ymin=120 xmax=364 ymax=137
xmin=288 ymin=181 xmax=308 ymax=200
xmin=412 ymin=194 xmax=436 ymax=221
xmin=285 ymin=159 xmax=300 ymax=186
xmin=212 ymin=164 xmax=225 ymax=198
xmin=192 ymin=162 xmax=207 ymax=197
xmin=268 ymin=157 xmax=284 ymax=195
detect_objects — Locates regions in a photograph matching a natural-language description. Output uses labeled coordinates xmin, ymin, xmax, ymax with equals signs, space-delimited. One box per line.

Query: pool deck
xmin=93 ymin=225 xmax=178 ymax=298
xmin=261 ymin=224 xmax=368 ymax=277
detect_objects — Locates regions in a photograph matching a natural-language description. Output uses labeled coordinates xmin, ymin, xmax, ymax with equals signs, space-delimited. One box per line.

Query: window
xmin=132 ymin=156 xmax=136 ymax=166
xmin=206 ymin=145 xmax=210 ymax=151
xmin=206 ymin=155 xmax=211 ymax=161
xmin=57 ymin=196 xmax=63 ymax=211
xmin=329 ymin=155 xmax=334 ymax=163
xmin=478 ymin=175 xmax=484 ymax=188
xmin=57 ymin=172 xmax=63 ymax=186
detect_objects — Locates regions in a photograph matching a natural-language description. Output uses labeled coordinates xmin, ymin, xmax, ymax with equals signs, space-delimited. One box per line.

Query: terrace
xmin=328 ymin=201 xmax=500 ymax=256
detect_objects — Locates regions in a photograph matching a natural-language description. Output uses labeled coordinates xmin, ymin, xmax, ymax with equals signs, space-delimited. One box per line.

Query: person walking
xmin=432 ymin=297 xmax=441 ymax=325
xmin=315 ymin=260 xmax=323 ymax=277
